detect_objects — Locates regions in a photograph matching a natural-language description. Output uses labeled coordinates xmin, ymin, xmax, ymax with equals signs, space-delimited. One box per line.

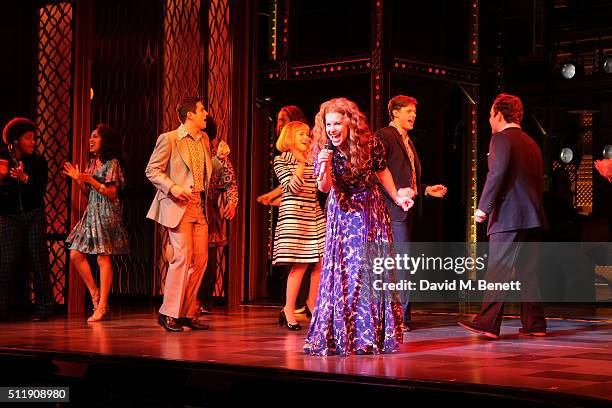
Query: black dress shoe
xmin=518 ymin=328 xmax=546 ymax=337
xmin=279 ymin=310 xmax=301 ymax=330
xmin=158 ymin=313 xmax=184 ymax=332
xmin=180 ymin=317 xmax=209 ymax=330
xmin=458 ymin=320 xmax=499 ymax=339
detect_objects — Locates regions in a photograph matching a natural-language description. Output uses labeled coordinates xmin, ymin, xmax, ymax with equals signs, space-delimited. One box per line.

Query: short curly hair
xmin=2 ymin=117 xmax=37 ymax=145
xmin=176 ymin=96 xmax=204 ymax=124
xmin=493 ymin=93 xmax=523 ymax=124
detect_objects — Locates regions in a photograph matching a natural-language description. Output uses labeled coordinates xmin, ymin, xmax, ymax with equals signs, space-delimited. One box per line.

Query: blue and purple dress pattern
xmin=304 ymin=137 xmax=403 ymax=356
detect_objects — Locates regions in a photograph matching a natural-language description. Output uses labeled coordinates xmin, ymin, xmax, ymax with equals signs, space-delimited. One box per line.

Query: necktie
xmin=403 ymin=135 xmax=417 ymax=194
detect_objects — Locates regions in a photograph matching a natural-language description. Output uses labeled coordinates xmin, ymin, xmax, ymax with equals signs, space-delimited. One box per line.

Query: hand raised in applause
xmin=216 ymin=140 xmax=230 ymax=160
xmin=63 ymin=162 xmax=80 ymax=180
xmin=76 ymin=172 xmax=93 ymax=185
xmin=10 ymin=162 xmax=28 ymax=183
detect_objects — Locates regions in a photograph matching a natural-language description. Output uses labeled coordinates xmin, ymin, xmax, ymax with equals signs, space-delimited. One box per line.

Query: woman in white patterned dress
xmin=273 ymin=121 xmax=325 ymax=330
xmin=64 ymin=124 xmax=129 ymax=322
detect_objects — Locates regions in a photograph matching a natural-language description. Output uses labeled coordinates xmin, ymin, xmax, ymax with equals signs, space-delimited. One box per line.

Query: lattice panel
xmin=48 ymin=240 xmax=67 ymax=303
xmin=581 ymin=51 xmax=595 ymax=76
xmin=576 ymin=113 xmax=593 ymax=211
xmin=207 ymin=0 xmax=230 ymax=140
xmin=212 ymin=246 xmax=227 ymax=297
xmin=566 ymin=163 xmax=577 ymax=184
xmin=576 ymin=154 xmax=593 ymax=208
xmin=162 ymin=0 xmax=202 ymax=129
xmin=207 ymin=0 xmax=231 ymax=301
xmin=156 ymin=226 xmax=170 ymax=295
xmin=155 ymin=0 xmax=204 ymax=295
xmin=90 ymin=0 xmax=162 ymax=294
xmin=35 ymin=2 xmax=74 ymax=305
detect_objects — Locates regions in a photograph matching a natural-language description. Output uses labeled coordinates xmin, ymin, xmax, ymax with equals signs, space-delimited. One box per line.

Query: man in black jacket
xmin=459 ymin=94 xmax=548 ymax=339
xmin=0 ymin=117 xmax=54 ymax=322
xmin=376 ymin=95 xmax=447 ymax=331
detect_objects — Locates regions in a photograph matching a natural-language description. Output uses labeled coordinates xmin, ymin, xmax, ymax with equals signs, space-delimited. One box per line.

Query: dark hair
xmin=2 ymin=117 xmax=37 ymax=145
xmin=176 ymin=96 xmax=204 ymax=124
xmin=205 ymin=115 xmax=217 ymax=141
xmin=95 ymin=124 xmax=125 ymax=167
xmin=280 ymin=106 xmax=307 ymax=123
xmin=493 ymin=93 xmax=523 ymax=124
xmin=388 ymin=95 xmax=418 ymax=121
xmin=276 ymin=105 xmax=307 ymax=135
xmin=0 ymin=144 xmax=9 ymax=160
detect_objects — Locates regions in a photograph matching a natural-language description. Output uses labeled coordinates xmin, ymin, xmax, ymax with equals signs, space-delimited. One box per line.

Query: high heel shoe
xmin=304 ymin=304 xmax=312 ymax=319
xmin=87 ymin=305 xmax=108 ymax=322
xmin=91 ymin=289 xmax=100 ymax=312
xmin=278 ymin=310 xmax=301 ymax=331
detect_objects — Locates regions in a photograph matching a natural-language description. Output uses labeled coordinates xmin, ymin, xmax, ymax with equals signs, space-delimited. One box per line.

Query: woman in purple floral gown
xmin=304 ymin=98 xmax=414 ymax=356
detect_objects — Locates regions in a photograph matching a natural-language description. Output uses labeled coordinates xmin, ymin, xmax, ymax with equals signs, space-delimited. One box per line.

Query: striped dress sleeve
xmin=274 ymin=155 xmax=304 ymax=195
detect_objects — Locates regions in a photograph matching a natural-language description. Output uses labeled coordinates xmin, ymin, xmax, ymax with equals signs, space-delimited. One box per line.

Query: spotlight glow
xmin=560 ymin=148 xmax=573 ymax=163
xmin=604 ymin=56 xmax=612 ymax=74
xmin=561 ymin=63 xmax=576 ymax=79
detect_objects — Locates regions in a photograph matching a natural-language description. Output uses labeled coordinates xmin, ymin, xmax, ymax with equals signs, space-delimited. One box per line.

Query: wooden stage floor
xmin=0 ymin=305 xmax=610 ymax=406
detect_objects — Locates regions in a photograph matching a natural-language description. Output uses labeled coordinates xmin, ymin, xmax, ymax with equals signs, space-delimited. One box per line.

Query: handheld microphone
xmin=317 ymin=139 xmax=333 ymax=181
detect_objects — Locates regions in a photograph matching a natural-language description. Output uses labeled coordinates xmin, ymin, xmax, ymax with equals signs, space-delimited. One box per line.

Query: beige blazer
xmin=145 ymin=128 xmax=221 ymax=228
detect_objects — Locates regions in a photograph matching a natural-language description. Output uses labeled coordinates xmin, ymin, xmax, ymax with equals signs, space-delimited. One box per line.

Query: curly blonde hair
xmin=312 ymin=98 xmax=371 ymax=179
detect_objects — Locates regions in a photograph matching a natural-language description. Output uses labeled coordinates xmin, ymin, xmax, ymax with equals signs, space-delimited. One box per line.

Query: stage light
xmin=603 ymin=144 xmax=612 ymax=159
xmin=561 ymin=63 xmax=576 ymax=79
xmin=604 ymin=56 xmax=612 ymax=74
xmin=560 ymin=148 xmax=574 ymax=163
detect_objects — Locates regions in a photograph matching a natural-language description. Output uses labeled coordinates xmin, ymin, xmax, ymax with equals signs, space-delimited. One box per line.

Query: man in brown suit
xmin=146 ymin=96 xmax=228 ymax=332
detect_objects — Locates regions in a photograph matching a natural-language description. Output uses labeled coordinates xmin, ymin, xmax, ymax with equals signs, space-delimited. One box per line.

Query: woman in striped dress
xmin=273 ymin=121 xmax=325 ymax=330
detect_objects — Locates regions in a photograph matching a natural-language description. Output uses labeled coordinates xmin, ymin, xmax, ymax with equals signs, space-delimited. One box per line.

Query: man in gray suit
xmin=146 ymin=96 xmax=229 ymax=332
xmin=459 ymin=93 xmax=548 ymax=339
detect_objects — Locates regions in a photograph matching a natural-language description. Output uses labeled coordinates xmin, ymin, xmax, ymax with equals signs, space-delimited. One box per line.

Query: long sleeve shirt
xmin=0 ymin=152 xmax=48 ymax=215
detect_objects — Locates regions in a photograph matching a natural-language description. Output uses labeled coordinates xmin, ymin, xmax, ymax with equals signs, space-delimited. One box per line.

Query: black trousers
xmin=473 ymin=228 xmax=546 ymax=335
xmin=391 ymin=216 xmax=413 ymax=324
xmin=0 ymin=209 xmax=54 ymax=319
